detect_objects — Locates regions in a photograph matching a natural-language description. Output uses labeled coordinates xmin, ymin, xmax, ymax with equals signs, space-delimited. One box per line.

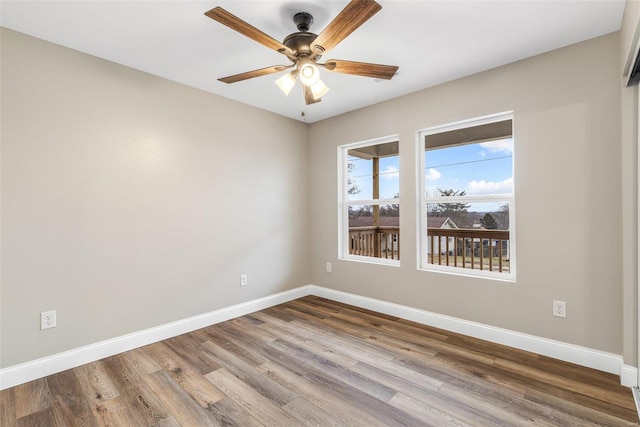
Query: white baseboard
xmin=632 ymin=387 xmax=640 ymax=419
xmin=0 ymin=285 xmax=314 ymax=390
xmin=307 ymin=285 xmax=637 ymax=387
xmin=1 ymin=284 xmax=636 ymax=390
xmin=622 ymin=364 xmax=639 ymax=387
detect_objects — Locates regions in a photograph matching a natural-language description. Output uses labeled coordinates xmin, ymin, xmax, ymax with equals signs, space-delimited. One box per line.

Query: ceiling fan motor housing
xmin=284 ymin=13 xmax=317 ymax=57
xmin=293 ymin=12 xmax=313 ymax=32
xmin=283 ymin=32 xmax=317 ymax=57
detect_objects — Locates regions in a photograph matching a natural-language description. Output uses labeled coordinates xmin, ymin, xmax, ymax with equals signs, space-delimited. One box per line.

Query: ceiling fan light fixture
xmin=206 ymin=1 xmax=398 ymax=107
xmin=298 ymin=58 xmax=320 ymax=86
xmin=310 ymin=79 xmax=329 ymax=100
xmin=275 ymin=71 xmax=297 ymax=96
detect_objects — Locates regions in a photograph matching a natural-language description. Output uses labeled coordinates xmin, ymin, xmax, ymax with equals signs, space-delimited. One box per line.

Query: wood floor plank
xmin=301 ymin=297 xmax=449 ymax=343
xmin=349 ymin=361 xmax=510 ymax=426
xmin=365 ymin=332 xmax=440 ymax=360
xmin=437 ymin=350 xmax=638 ymax=422
xmin=435 ymin=347 xmax=636 ymax=421
xmin=367 ymin=326 xmax=498 ymax=366
xmin=302 ymin=369 xmax=427 ymax=426
xmin=93 ymin=396 xmax=150 ymax=427
xmin=389 ymin=340 xmax=531 ymax=397
xmin=47 ymin=369 xmax=99 ymax=427
xmin=260 ymin=311 xmax=402 ymax=362
xmin=208 ymin=322 xmax=315 ymax=378
xmin=205 ymin=396 xmax=267 ymax=427
xmin=255 ymin=314 xmax=360 ymax=368
xmin=0 ymin=387 xmax=17 ymax=427
xmin=438 ymin=381 xmax=569 ymax=427
xmin=140 ymin=369 xmax=221 ymax=426
xmin=163 ymin=334 xmax=222 ymax=375
xmin=523 ymin=387 xmax=638 ymax=427
xmin=142 ymin=342 xmax=226 ymax=408
xmin=111 ymin=347 xmax=162 ymax=382
xmin=389 ymin=392 xmax=475 ymax=427
xmin=255 ymin=361 xmax=389 ymax=427
xmin=267 ymin=338 xmax=398 ymax=402
xmin=16 ymin=407 xmax=56 ymax=427
xmin=494 ymin=356 xmax=637 ymax=411
xmin=3 ymin=296 xmax=638 ymax=426
xmin=285 ymin=318 xmax=446 ymax=392
xmin=13 ymin=378 xmax=51 ymax=419
xmin=100 ymin=354 xmax=171 ymax=425
xmin=200 ymin=339 xmax=298 ymax=406
xmin=205 ymin=320 xmax=273 ymax=365
xmin=205 ymin=368 xmax=305 ymax=427
xmin=305 ymin=296 xmax=401 ymax=321
xmin=443 ymin=332 xmax=541 ymax=364
xmin=283 ymin=397 xmax=346 ymax=427
xmin=286 ymin=299 xmax=332 ymax=319
xmin=74 ymin=361 xmax=119 ymax=407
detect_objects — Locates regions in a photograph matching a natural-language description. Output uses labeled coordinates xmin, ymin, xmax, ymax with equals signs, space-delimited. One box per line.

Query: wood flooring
xmin=1 ymin=296 xmax=638 ymax=426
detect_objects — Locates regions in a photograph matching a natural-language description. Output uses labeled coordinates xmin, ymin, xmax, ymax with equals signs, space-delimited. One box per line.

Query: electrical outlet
xmin=41 ymin=310 xmax=56 ymax=330
xmin=326 ymin=262 xmax=332 ymax=273
xmin=240 ymin=274 xmax=248 ymax=287
xmin=553 ymin=300 xmax=567 ymax=318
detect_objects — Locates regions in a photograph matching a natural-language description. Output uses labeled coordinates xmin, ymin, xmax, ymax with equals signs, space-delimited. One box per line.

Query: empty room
xmin=2 ymin=0 xmax=640 ymax=425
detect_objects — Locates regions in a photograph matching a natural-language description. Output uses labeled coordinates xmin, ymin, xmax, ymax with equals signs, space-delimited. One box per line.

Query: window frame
xmin=416 ymin=112 xmax=516 ymax=281
xmin=338 ymin=134 xmax=401 ymax=267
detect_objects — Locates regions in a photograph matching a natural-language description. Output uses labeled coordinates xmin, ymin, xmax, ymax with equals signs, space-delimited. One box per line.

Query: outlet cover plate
xmin=41 ymin=310 xmax=57 ymax=330
xmin=553 ymin=300 xmax=567 ymax=318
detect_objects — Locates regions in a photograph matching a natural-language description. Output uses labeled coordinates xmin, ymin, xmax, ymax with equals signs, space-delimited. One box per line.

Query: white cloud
xmin=480 ymin=138 xmax=513 ymax=154
xmin=425 ymin=168 xmax=441 ymax=182
xmin=381 ymin=165 xmax=399 ymax=180
xmin=468 ymin=177 xmax=513 ymax=195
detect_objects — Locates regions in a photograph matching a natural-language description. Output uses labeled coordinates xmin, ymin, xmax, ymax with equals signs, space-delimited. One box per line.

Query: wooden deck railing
xmin=348 ymin=226 xmax=400 ymax=260
xmin=428 ymin=228 xmax=510 ymax=272
xmin=348 ymin=226 xmax=510 ymax=272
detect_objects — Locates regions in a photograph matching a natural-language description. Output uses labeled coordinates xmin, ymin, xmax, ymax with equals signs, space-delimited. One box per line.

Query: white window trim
xmin=416 ymin=112 xmax=516 ymax=281
xmin=338 ymin=134 xmax=401 ymax=266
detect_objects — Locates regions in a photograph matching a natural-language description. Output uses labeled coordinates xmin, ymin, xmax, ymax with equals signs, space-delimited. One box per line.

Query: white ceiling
xmin=1 ymin=1 xmax=626 ymax=123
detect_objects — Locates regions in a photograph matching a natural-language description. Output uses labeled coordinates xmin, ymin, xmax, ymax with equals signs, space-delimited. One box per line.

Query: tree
xmin=480 ymin=213 xmax=498 ymax=229
xmin=356 ymin=205 xmax=372 ymax=217
xmin=429 ymin=189 xmax=470 ymax=225
xmin=347 ymin=161 xmax=360 ymax=195
xmin=493 ymin=204 xmax=509 ymax=229
xmin=380 ymin=193 xmax=399 ymax=217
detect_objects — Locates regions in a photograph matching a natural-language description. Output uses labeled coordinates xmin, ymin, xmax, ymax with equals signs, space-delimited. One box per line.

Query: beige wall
xmin=309 ymin=33 xmax=623 ymax=354
xmin=0 ymin=28 xmax=310 ymax=367
xmin=1 ymin=21 xmax=634 ymax=370
xmin=620 ymin=0 xmax=640 ymax=367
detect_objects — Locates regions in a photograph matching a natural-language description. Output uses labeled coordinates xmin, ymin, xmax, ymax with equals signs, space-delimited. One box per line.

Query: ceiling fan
xmin=204 ymin=0 xmax=399 ymax=105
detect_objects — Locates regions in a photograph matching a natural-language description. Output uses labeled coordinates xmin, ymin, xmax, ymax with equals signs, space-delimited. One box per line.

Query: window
xmin=339 ymin=136 xmax=400 ymax=265
xmin=418 ymin=113 xmax=515 ymax=280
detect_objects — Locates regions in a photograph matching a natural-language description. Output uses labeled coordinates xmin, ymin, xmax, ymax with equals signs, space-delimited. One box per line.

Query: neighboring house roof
xmin=349 ymin=216 xmax=399 ymax=228
xmin=349 ymin=216 xmax=458 ymax=228
xmin=427 ymin=217 xmax=458 ymax=229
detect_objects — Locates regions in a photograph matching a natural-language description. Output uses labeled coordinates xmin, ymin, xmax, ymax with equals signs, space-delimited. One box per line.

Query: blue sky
xmin=347 ymin=138 xmax=513 ymax=203
xmin=348 ymin=155 xmax=399 ymax=201
xmin=425 ymin=138 xmax=513 ymax=197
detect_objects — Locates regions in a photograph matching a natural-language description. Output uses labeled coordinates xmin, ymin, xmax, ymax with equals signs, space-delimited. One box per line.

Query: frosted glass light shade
xmin=310 ymin=79 xmax=329 ymax=100
xmin=275 ymin=72 xmax=296 ymax=96
xmin=298 ymin=60 xmax=320 ymax=86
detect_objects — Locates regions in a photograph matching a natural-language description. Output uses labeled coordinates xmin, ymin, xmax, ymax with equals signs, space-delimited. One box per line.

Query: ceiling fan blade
xmin=205 ymin=7 xmax=293 ymax=57
xmin=323 ymin=60 xmax=398 ymax=80
xmin=219 ymin=66 xmax=289 ymax=84
xmin=312 ymin=0 xmax=382 ymax=56
xmin=304 ymin=85 xmax=322 ymax=105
